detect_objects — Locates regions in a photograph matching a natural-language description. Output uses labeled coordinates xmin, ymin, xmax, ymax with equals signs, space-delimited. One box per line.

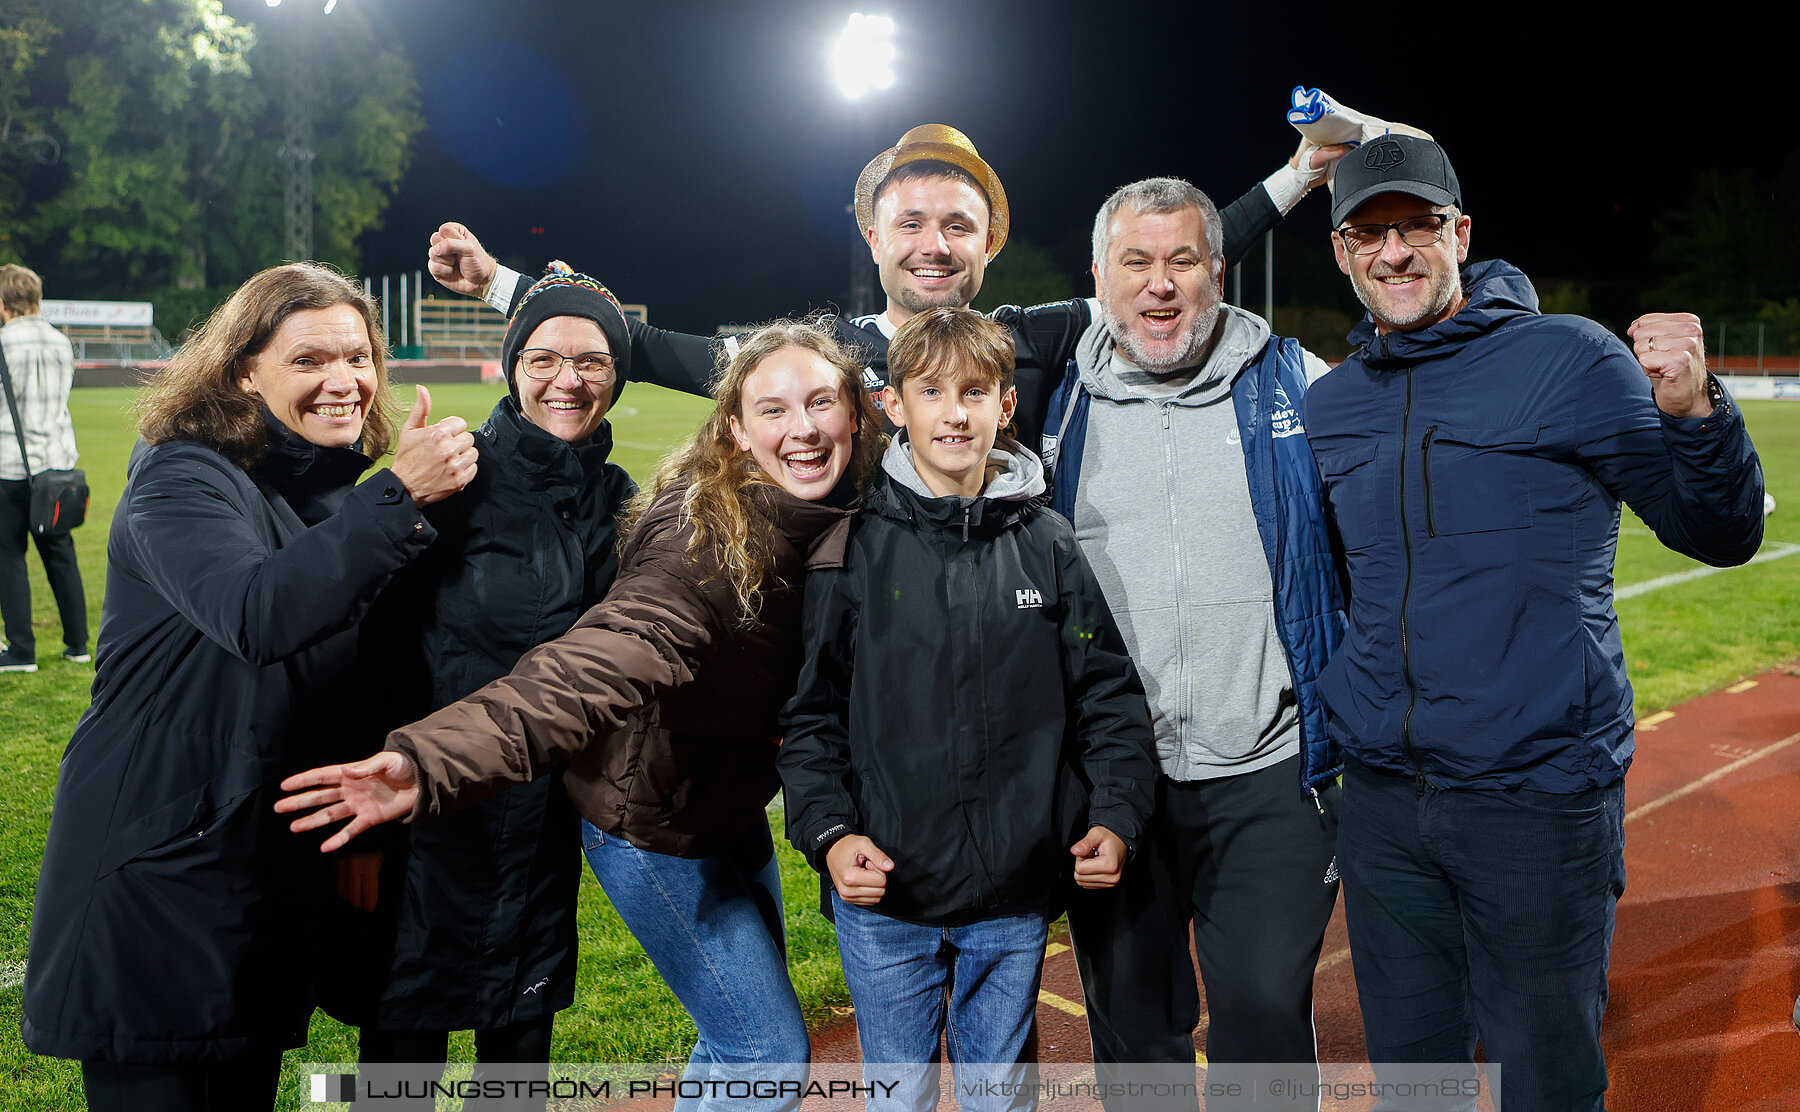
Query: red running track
xmin=811 ymin=663 xmax=1800 ymax=1109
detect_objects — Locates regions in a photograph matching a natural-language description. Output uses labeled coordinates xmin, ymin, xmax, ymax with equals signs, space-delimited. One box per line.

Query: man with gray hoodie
xmin=1041 ymin=178 xmax=1345 ymax=1108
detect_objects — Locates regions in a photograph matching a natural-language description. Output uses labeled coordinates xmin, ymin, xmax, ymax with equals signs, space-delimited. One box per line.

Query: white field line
xmin=0 ymin=959 xmax=23 ymax=991
xmin=1616 ymin=542 xmax=1800 ymax=600
xmin=1624 ymin=732 xmax=1800 ymax=823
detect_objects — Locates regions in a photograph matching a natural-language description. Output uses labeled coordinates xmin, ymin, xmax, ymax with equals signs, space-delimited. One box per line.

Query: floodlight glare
xmin=323 ymin=0 xmax=337 ymax=12
xmin=831 ymin=11 xmax=896 ymax=100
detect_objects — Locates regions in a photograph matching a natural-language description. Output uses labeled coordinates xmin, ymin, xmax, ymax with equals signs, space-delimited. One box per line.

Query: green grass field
xmin=2 ymin=385 xmax=1797 ymax=1110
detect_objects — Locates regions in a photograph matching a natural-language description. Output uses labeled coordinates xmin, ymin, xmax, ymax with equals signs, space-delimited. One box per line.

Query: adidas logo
xmin=1323 ymin=856 xmax=1339 ymax=885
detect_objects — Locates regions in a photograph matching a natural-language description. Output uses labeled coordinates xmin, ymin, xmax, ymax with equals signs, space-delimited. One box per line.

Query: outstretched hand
xmin=390 ymin=385 xmax=477 ymax=506
xmin=276 ymin=750 xmax=421 ymax=853
xmin=427 ymin=221 xmax=500 ymax=298
xmin=1071 ymin=825 xmax=1127 ymax=889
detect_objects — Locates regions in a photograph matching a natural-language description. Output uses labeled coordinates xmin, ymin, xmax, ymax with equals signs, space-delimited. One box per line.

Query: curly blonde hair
xmin=137 ymin=263 xmax=396 ymax=468
xmin=629 ymin=319 xmax=883 ymax=621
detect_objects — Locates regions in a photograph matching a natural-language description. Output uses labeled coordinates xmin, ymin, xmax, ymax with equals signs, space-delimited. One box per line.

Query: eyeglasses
xmin=1334 ymin=213 xmax=1454 ymax=256
xmin=517 ymin=348 xmax=616 ymax=383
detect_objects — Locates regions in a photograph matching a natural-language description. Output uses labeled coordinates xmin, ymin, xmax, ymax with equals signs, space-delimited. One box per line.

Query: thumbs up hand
xmin=390 ymin=385 xmax=477 ymax=505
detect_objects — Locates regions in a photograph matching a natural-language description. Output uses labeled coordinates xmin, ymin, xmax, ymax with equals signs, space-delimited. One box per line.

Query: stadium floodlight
xmin=831 ymin=12 xmax=896 ymax=100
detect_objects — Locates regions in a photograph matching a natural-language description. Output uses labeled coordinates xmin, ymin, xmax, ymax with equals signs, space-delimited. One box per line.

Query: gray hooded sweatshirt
xmin=1070 ymin=303 xmax=1306 ymax=780
xmin=883 ymin=428 xmax=1046 ymax=505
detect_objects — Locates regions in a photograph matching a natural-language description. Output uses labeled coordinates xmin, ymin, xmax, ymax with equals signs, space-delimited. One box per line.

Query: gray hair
xmin=1091 ymin=177 xmax=1223 ymax=270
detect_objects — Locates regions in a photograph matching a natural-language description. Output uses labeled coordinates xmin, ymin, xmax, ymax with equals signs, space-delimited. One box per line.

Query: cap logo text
xmin=1365 ymin=143 xmax=1407 ymax=173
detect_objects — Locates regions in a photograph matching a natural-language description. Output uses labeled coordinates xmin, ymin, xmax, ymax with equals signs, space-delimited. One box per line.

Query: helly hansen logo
xmin=1016 ymin=588 xmax=1044 ymax=609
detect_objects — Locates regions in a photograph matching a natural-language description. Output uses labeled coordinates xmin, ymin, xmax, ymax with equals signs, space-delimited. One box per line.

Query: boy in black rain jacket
xmin=780 ymin=307 xmax=1155 ymax=1107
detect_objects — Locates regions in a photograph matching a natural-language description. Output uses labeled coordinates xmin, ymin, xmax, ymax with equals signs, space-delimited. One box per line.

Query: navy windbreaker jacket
xmin=1303 ymin=260 xmax=1764 ymax=791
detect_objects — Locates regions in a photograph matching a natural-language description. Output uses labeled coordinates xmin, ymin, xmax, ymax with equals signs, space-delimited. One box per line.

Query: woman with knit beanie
xmin=322 ymin=265 xmax=637 ymax=1104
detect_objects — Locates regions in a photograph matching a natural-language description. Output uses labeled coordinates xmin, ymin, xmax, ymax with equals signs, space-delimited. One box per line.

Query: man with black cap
xmin=425 ymin=124 xmax=1341 ymax=447
xmin=1304 ymin=135 xmax=1765 ymax=1109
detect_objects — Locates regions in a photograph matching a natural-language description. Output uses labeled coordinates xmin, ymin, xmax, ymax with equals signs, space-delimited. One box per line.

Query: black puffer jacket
xmin=23 ymin=425 xmax=434 ymax=1063
xmin=778 ymin=438 xmax=1156 ymax=926
xmin=325 ymin=398 xmax=634 ymax=1031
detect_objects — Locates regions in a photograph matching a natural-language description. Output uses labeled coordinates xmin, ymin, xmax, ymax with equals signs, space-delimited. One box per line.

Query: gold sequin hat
xmin=853 ymin=124 xmax=1009 ymax=261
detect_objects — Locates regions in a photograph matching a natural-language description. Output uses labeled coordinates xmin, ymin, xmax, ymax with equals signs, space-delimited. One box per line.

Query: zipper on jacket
xmin=1160 ymin=400 xmax=1193 ymax=777
xmin=961 ymin=504 xmax=971 ymax=542
xmin=1421 ymin=426 xmax=1439 ymax=538
xmin=1399 ymin=373 xmax=1427 ymax=793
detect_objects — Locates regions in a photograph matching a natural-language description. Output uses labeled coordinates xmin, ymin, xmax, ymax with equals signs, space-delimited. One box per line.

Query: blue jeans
xmin=830 ymin=893 xmax=1047 ymax=1112
xmin=1338 ymin=761 xmax=1626 ymax=1112
xmin=582 ymin=819 xmax=808 ymax=1112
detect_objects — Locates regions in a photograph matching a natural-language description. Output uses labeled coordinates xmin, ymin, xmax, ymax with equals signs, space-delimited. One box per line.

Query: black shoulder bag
xmin=0 ymin=344 xmax=88 ymax=536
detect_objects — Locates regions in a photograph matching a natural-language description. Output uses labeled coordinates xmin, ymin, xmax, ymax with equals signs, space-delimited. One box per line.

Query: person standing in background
xmin=0 ymin=263 xmax=88 ymax=672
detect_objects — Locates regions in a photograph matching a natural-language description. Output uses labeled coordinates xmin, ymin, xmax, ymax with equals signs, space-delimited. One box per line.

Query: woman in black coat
xmin=325 ymin=269 xmax=637 ymax=1085
xmin=20 ymin=263 xmax=476 ymax=1112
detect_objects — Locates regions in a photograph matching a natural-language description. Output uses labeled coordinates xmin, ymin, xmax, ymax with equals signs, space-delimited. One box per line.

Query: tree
xmin=971 ymin=237 xmax=1077 ymax=313
xmin=1650 ymin=156 xmax=1800 ymax=317
xmin=0 ymin=0 xmax=422 ymax=324
xmin=0 ymin=6 xmax=60 ymax=258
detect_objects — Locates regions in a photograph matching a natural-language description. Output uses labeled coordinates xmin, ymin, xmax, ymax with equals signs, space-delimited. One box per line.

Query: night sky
xmin=343 ymin=0 xmax=1785 ymax=337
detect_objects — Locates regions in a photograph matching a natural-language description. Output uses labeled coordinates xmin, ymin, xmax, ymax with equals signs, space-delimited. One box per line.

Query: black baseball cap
xmin=1331 ymin=134 xmax=1462 ymax=226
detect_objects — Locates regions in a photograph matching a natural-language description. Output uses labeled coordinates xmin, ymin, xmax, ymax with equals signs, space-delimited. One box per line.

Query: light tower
xmin=267 ymin=0 xmax=337 ymax=261
xmin=830 ymin=13 xmax=895 ymax=318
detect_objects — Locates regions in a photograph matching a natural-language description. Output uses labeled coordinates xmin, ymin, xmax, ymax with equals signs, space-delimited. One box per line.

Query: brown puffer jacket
xmin=386 ymin=481 xmax=851 ymax=857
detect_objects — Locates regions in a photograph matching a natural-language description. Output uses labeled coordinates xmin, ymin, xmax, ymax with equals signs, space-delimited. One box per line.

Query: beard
xmin=1351 ymin=263 xmax=1461 ymax=332
xmin=893 ymin=281 xmax=971 ymax=317
xmin=1100 ymin=297 xmax=1221 ymax=374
